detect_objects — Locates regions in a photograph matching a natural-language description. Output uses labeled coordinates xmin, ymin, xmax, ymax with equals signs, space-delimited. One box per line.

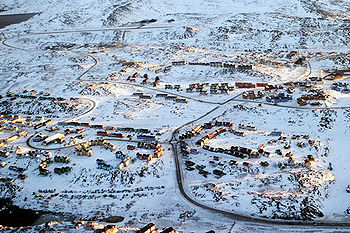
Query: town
xmin=1 ymin=0 xmax=350 ymax=231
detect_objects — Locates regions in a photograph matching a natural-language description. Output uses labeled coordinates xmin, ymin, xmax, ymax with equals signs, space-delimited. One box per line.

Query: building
xmin=137 ymin=223 xmax=156 ymax=233
xmin=42 ymin=133 xmax=65 ymax=146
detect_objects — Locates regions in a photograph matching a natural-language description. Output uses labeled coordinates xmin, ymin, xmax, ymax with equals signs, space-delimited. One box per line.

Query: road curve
xmin=169 ymin=93 xmax=350 ymax=228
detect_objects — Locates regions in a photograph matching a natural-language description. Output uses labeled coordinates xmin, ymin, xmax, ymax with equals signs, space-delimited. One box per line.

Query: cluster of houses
xmin=235 ymin=82 xmax=259 ymax=89
xmin=34 ymin=119 xmax=53 ymax=130
xmin=1 ymin=90 xmax=84 ymax=116
xmin=1 ymin=129 xmax=29 ymax=144
xmin=196 ymin=127 xmax=227 ymax=147
xmin=0 ymin=115 xmax=34 ymax=145
xmin=95 ymin=142 xmax=162 ymax=170
xmin=242 ymin=91 xmax=265 ymax=100
xmin=126 ymin=72 xmax=140 ymax=82
xmin=96 ymin=159 xmax=113 ymax=170
xmin=238 ymin=124 xmax=257 ymax=131
xmin=75 ymin=139 xmax=114 ymax=157
xmin=0 ymin=149 xmax=10 ymax=158
xmin=179 ymin=141 xmax=190 ymax=156
xmin=266 ymin=92 xmax=292 ymax=103
xmin=185 ymin=136 xmax=318 ymax=178
xmin=264 ymin=84 xmax=284 ymax=91
xmin=60 ymin=121 xmax=104 ymax=129
xmin=126 ymin=72 xmax=161 ymax=87
xmin=33 ymin=129 xmax=83 ymax=145
xmin=28 ymin=149 xmax=52 ymax=158
xmin=59 ymin=121 xmax=156 ymax=140
xmin=184 ymin=82 xmax=235 ymax=95
xmin=97 ymin=131 xmax=125 ymax=138
xmin=179 ymin=124 xmax=203 ymax=140
xmin=171 ymin=60 xmax=253 ymax=70
xmin=179 ymin=121 xmax=238 ymax=142
xmin=96 ymin=154 xmax=131 ymax=170
xmin=0 ymin=115 xmax=37 ymax=127
xmin=297 ymin=92 xmax=327 ymax=106
xmin=54 ymin=155 xmax=70 ymax=163
xmin=115 ymin=151 xmax=132 ymax=170
xmin=5 ymin=90 xmax=65 ymax=101
xmin=149 ymin=65 xmax=171 ymax=74
xmin=54 ymin=166 xmax=72 ymax=175
xmin=137 ymin=135 xmax=157 ymax=141
xmin=203 ymin=144 xmax=256 ymax=159
xmin=136 ymin=142 xmax=163 ymax=163
xmin=38 ymin=153 xmax=54 ymax=176
xmin=133 ymin=92 xmax=189 ymax=103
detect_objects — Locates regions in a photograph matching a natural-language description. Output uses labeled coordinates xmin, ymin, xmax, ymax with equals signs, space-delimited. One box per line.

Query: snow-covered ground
xmin=1 ymin=0 xmax=350 ymax=232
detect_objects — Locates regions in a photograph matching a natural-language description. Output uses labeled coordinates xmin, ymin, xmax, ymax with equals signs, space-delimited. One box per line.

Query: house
xmin=80 ymin=122 xmax=91 ymax=127
xmin=256 ymin=83 xmax=269 ymax=87
xmin=238 ymin=124 xmax=257 ymax=131
xmin=223 ymin=63 xmax=236 ymax=68
xmin=192 ymin=124 xmax=202 ymax=134
xmin=118 ymin=161 xmax=124 ymax=170
xmin=91 ymin=124 xmax=104 ymax=129
xmin=242 ymin=162 xmax=252 ymax=167
xmin=104 ymin=142 xmax=117 ymax=151
xmin=260 ymin=161 xmax=269 ymax=167
xmin=174 ymin=84 xmax=181 ymax=89
xmin=237 ymin=64 xmax=253 ymax=70
xmin=164 ymin=66 xmax=172 ymax=73
xmin=270 ymin=131 xmax=282 ymax=137
xmin=0 ymin=150 xmax=10 ymax=157
xmin=190 ymin=149 xmax=199 ymax=154
xmin=137 ymin=223 xmax=156 ymax=233
xmin=213 ymin=169 xmax=226 ymax=176
xmin=172 ymin=61 xmax=187 ymax=65
xmin=235 ymin=82 xmax=257 ymax=88
xmin=140 ymin=95 xmax=152 ymax=99
xmin=109 ymin=133 xmax=125 ymax=138
xmin=156 ymin=93 xmax=168 ymax=98
xmin=210 ymin=62 xmax=224 ymax=67
xmin=175 ymin=98 xmax=188 ymax=103
xmin=124 ymin=157 xmax=131 ymax=167
xmin=137 ymin=153 xmax=152 ymax=160
xmin=231 ymin=129 xmax=247 ymax=137
xmin=116 ymin=151 xmax=127 ymax=159
xmin=5 ymin=135 xmax=19 ymax=143
xmin=229 ymin=160 xmax=239 ymax=166
xmin=165 ymin=96 xmax=177 ymax=100
xmin=137 ymin=135 xmax=157 ymax=141
xmin=132 ymin=92 xmax=144 ymax=97
xmin=54 ymin=156 xmax=70 ymax=163
xmin=42 ymin=133 xmax=65 ymax=146
xmin=97 ymin=131 xmax=109 ymax=136
xmin=136 ymin=128 xmax=151 ymax=134
xmin=160 ymin=227 xmax=177 ymax=233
